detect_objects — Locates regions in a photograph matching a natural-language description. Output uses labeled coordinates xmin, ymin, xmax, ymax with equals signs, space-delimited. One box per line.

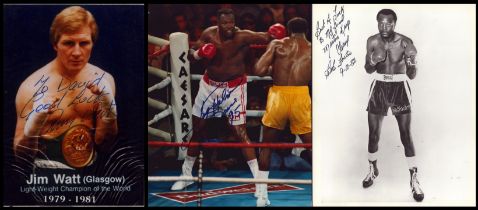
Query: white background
xmin=312 ymin=4 xmax=476 ymax=206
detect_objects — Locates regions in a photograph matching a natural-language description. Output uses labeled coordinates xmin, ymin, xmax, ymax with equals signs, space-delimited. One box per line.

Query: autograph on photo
xmin=315 ymin=5 xmax=356 ymax=79
xmin=200 ymin=85 xmax=241 ymax=125
xmin=19 ymin=72 xmax=116 ymax=133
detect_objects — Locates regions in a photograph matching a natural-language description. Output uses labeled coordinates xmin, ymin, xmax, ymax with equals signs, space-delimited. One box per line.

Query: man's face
xmin=54 ymin=26 xmax=93 ymax=72
xmin=377 ymin=14 xmax=395 ymax=38
xmin=218 ymin=14 xmax=236 ymax=39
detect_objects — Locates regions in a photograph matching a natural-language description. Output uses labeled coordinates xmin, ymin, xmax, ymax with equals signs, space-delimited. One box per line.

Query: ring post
xmin=169 ymin=32 xmax=193 ymax=160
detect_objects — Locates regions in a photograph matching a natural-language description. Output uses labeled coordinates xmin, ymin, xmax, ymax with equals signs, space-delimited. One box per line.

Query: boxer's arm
xmin=364 ymin=37 xmax=377 ymax=74
xmin=242 ymin=23 xmax=286 ymax=45
xmin=14 ymin=118 xmax=38 ymax=164
xmin=13 ymin=83 xmax=38 ymax=160
xmin=91 ymin=73 xmax=118 ymax=149
xmin=254 ymin=40 xmax=279 ymax=77
xmin=403 ymin=38 xmax=417 ymax=79
xmin=189 ymin=39 xmax=206 ymax=61
xmin=188 ymin=28 xmax=213 ymax=61
xmin=242 ymin=30 xmax=271 ymax=45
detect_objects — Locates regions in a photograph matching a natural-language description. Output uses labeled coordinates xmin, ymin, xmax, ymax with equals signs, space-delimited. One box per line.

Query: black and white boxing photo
xmin=314 ymin=4 xmax=475 ymax=206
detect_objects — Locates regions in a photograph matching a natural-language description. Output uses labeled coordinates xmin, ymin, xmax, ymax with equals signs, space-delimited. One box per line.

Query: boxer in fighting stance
xmin=363 ymin=9 xmax=424 ymax=202
xmin=171 ymin=8 xmax=286 ymax=197
xmin=14 ymin=6 xmax=118 ymax=170
xmin=253 ymin=17 xmax=312 ymax=207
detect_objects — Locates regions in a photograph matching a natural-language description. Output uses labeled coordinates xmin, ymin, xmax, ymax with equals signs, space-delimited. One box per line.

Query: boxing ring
xmin=148 ymin=33 xmax=312 ymax=206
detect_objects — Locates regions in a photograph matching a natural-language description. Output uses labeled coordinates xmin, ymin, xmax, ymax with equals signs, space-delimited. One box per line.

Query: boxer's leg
xmin=171 ymin=116 xmax=207 ymax=190
xmin=230 ymin=124 xmax=257 ymax=162
xmin=363 ymin=112 xmax=383 ymax=188
xmin=395 ymin=113 xmax=424 ymax=201
xmin=258 ymin=126 xmax=280 ymax=171
xmin=230 ymin=124 xmax=260 ymax=188
xmin=187 ymin=116 xmax=207 ymax=157
xmin=227 ymin=82 xmax=260 ymax=194
xmin=256 ymin=126 xmax=279 ymax=207
xmin=298 ymin=132 xmax=312 ymax=165
xmin=395 ymin=113 xmax=415 ymax=157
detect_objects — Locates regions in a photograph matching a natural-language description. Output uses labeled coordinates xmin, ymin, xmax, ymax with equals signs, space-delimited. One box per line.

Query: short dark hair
xmin=287 ymin=17 xmax=307 ymax=34
xmin=376 ymin=9 xmax=397 ymax=22
xmin=217 ymin=8 xmax=234 ymax=20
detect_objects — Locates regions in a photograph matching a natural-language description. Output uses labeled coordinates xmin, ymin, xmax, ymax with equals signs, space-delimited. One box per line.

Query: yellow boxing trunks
xmin=262 ymin=86 xmax=311 ymax=134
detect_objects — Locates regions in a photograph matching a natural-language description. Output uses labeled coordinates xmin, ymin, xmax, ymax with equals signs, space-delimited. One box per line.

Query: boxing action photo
xmin=147 ymin=4 xmax=312 ymax=207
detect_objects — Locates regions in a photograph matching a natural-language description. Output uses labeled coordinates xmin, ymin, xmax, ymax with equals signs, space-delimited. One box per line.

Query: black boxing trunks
xmin=366 ymin=73 xmax=412 ymax=116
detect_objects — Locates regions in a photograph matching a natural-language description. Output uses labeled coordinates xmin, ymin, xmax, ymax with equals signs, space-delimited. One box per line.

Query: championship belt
xmin=61 ymin=125 xmax=94 ymax=168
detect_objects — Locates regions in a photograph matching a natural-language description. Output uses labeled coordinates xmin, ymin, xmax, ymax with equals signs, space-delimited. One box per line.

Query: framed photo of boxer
xmin=2 ymin=4 xmax=145 ymax=206
xmin=313 ymin=4 xmax=476 ymax=206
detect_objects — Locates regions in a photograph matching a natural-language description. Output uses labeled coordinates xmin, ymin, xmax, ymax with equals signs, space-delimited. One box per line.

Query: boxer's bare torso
xmin=194 ymin=14 xmax=269 ymax=82
xmin=366 ymin=33 xmax=415 ymax=75
xmin=269 ymin=35 xmax=311 ymax=86
xmin=255 ymin=34 xmax=311 ymax=86
xmin=14 ymin=61 xmax=115 ymax=149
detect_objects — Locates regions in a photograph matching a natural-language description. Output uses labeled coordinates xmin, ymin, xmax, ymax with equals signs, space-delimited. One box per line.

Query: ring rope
xmin=147 ymin=33 xmax=173 ymax=139
xmin=148 ymin=97 xmax=168 ymax=110
xmin=186 ymin=42 xmax=268 ymax=49
xmin=148 ymin=77 xmax=172 ymax=93
xmin=148 ymin=176 xmax=312 ymax=185
xmin=148 ymin=127 xmax=172 ymax=142
xmin=148 ymin=34 xmax=169 ymax=47
xmin=246 ymin=110 xmax=264 ymax=117
xmin=148 ymin=66 xmax=169 ymax=79
xmin=148 ymin=141 xmax=312 ymax=149
xmin=149 ymin=44 xmax=170 ymax=58
xmin=190 ymin=74 xmax=272 ymax=82
xmin=148 ymin=107 xmax=172 ymax=126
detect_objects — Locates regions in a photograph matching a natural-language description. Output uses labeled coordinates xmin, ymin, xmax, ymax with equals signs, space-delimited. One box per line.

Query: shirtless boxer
xmin=363 ymin=9 xmax=424 ymax=202
xmin=13 ymin=6 xmax=118 ymax=170
xmin=170 ymin=8 xmax=286 ymax=196
xmin=253 ymin=17 xmax=312 ymax=207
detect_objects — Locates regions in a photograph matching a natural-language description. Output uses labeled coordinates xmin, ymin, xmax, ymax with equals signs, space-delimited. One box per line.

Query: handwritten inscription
xmin=315 ymin=5 xmax=356 ymax=79
xmin=20 ymin=72 xmax=116 ymax=132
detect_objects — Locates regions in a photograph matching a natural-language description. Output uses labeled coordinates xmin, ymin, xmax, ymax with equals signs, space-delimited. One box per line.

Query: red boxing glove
xmin=268 ymin=23 xmax=286 ymax=39
xmin=195 ymin=43 xmax=216 ymax=60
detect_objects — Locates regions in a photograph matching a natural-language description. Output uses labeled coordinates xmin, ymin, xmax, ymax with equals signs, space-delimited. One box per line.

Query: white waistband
xmin=373 ymin=73 xmax=408 ymax=82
